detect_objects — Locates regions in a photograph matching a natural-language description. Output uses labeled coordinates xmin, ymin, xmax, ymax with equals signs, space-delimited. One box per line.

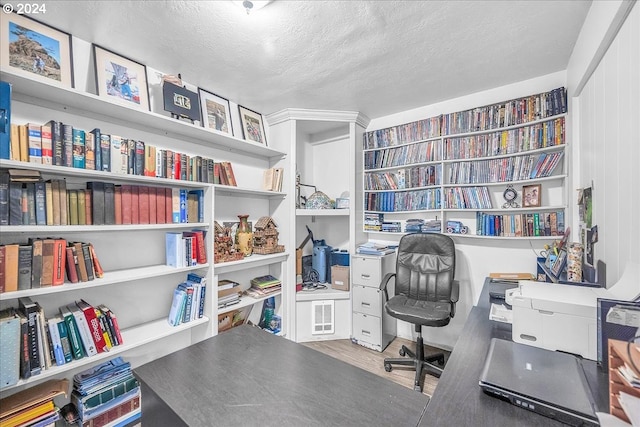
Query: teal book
xmin=59 ymin=305 xmax=85 ymax=360
xmin=72 ymin=128 xmax=86 ymax=169
xmin=56 ymin=317 xmax=74 ymax=363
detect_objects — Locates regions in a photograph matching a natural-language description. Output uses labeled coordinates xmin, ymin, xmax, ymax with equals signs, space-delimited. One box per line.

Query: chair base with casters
xmin=383 ymin=324 xmax=445 ymax=392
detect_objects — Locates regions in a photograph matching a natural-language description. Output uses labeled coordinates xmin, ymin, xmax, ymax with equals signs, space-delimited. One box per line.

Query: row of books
xmin=0 ymin=297 xmax=123 ymax=386
xmin=1 ymin=172 xmax=206 ymax=227
xmin=364 ymin=140 xmax=441 ymax=170
xmin=8 ymin=121 xmax=239 ymax=185
xmin=447 ymin=151 xmax=564 ymax=184
xmin=363 ymin=87 xmax=567 ymax=148
xmin=443 ymin=186 xmax=493 ymax=210
xmin=0 ymin=379 xmax=67 ymax=427
xmin=365 ymin=188 xmax=441 ymax=212
xmin=475 ymin=210 xmax=566 ymax=237
xmin=363 ymin=116 xmax=441 ymax=149
xmin=380 ymin=221 xmax=401 ymax=233
xmin=167 ymin=273 xmax=207 ymax=326
xmin=70 ymin=357 xmax=141 ymax=427
xmin=364 ymin=164 xmax=441 ymax=191
xmin=0 ymin=239 xmax=103 ymax=294
xmin=165 ymin=230 xmax=208 ymax=268
xmin=443 ymin=117 xmax=565 ymax=160
xmin=364 ymin=213 xmax=384 ymax=231
xmin=262 ymin=167 xmax=284 ymax=192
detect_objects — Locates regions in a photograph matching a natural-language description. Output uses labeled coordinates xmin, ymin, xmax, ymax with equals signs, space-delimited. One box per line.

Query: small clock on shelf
xmin=502 ymin=185 xmax=519 ymax=208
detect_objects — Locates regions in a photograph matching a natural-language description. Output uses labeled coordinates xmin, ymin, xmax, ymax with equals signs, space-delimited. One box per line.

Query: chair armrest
xmin=450 ymin=279 xmax=460 ymax=318
xmin=379 ymin=273 xmax=396 ymax=302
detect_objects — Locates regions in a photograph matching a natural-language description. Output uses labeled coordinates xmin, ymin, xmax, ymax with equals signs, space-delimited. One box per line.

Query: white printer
xmin=505 ymin=263 xmax=640 ymax=361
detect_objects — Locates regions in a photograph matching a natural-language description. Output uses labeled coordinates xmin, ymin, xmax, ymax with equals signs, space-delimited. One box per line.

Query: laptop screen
xmin=479 ymin=338 xmax=597 ymax=421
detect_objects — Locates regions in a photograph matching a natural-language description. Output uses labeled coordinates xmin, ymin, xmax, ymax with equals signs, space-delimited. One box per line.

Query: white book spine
xmin=47 ymin=317 xmax=65 ymax=366
xmin=71 ymin=307 xmax=97 ymax=356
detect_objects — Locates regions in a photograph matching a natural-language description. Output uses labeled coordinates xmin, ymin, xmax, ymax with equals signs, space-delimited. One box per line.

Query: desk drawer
xmin=353 ymin=285 xmax=382 ymax=317
xmin=352 ymin=256 xmax=382 ymax=287
xmin=352 ymin=312 xmax=381 ymax=346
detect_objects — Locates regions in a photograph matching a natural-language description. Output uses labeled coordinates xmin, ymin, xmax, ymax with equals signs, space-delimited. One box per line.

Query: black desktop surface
xmin=134 ymin=324 xmax=428 ymax=427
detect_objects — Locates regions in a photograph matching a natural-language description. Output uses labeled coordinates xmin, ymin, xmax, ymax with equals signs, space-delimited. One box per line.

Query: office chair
xmin=380 ymin=233 xmax=458 ymax=392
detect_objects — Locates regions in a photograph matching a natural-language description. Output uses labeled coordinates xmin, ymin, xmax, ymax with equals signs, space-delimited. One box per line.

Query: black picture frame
xmin=1 ymin=12 xmax=75 ymax=88
xmin=238 ymin=105 xmax=267 ymax=145
xmin=198 ymin=88 xmax=233 ymax=135
xmin=93 ymin=44 xmax=150 ymax=111
xmin=162 ymin=81 xmax=201 ymax=123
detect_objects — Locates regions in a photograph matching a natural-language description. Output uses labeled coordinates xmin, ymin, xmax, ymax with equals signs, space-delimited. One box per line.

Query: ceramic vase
xmin=237 ymin=214 xmax=253 ymax=256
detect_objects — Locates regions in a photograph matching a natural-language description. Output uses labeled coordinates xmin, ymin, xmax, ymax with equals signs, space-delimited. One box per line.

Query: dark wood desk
xmin=134 ymin=324 xmax=428 ymax=426
xmin=420 ymin=278 xmax=609 ymax=426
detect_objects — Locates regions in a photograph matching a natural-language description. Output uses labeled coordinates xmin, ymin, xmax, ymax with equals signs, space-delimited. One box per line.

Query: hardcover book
xmin=81 ymin=244 xmax=95 ymax=281
xmin=17 ymin=245 xmax=32 ymax=291
xmin=138 ymin=186 xmax=150 ymax=224
xmin=85 ymin=132 xmax=95 ymax=170
xmin=131 ymin=185 xmax=140 ymax=224
xmin=58 ymin=179 xmax=68 ymax=226
xmin=72 ymin=128 xmax=86 ymax=169
xmin=40 ymin=124 xmax=53 ymax=165
xmin=18 ymin=297 xmax=41 ymax=376
xmin=34 ymin=181 xmax=46 ymax=226
xmin=114 ymin=186 xmax=122 ymax=225
xmin=27 ymin=123 xmax=42 ymax=164
xmin=103 ymin=183 xmax=115 ymax=225
xmin=30 ymin=239 xmax=43 ymax=289
xmin=59 ymin=305 xmax=84 ymax=360
xmin=44 ymin=120 xmax=63 ymax=166
xmin=99 ymin=134 xmax=110 ymax=172
xmin=52 ymin=239 xmax=66 ymax=286
xmin=76 ymin=300 xmax=107 ymax=353
xmin=90 ymin=128 xmax=101 ymax=171
xmin=0 ymin=171 xmax=9 ymax=225
xmin=68 ymin=304 xmax=97 ymax=357
xmin=87 ymin=182 xmax=105 ymax=226
xmin=40 ymin=239 xmax=55 ymax=287
xmin=65 ymin=246 xmax=79 ymax=284
xmin=62 ymin=123 xmax=73 ymax=167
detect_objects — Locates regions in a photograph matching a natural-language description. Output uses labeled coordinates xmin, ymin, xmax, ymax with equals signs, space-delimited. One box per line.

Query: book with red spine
xmin=76 ymin=300 xmax=108 ymax=353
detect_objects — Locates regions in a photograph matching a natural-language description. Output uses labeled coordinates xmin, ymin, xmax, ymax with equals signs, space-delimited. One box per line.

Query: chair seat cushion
xmin=385 ymin=295 xmax=452 ymax=327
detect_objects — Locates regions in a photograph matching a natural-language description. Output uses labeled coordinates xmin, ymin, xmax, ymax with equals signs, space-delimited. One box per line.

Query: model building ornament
xmin=213 ymin=221 xmax=244 ymax=263
xmin=252 ymin=216 xmax=285 ymax=255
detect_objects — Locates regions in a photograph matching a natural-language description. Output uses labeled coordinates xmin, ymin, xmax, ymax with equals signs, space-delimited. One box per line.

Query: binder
xmin=0 ymin=308 xmax=20 ymax=387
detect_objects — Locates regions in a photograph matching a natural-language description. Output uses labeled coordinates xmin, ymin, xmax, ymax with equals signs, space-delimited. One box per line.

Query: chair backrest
xmin=394 ymin=233 xmax=456 ymax=302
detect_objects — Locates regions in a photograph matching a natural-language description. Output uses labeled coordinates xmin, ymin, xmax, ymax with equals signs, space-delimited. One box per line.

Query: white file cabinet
xmin=351 ymin=253 xmax=397 ymax=352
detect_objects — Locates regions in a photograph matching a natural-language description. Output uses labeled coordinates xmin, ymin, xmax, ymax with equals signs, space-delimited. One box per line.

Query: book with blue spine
xmin=167 ymin=288 xmax=186 ymax=326
xmin=27 ymin=123 xmax=42 ymax=163
xmin=0 ymin=82 xmax=10 ymax=160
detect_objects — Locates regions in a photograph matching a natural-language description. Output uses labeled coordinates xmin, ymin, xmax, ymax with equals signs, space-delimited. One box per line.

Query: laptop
xmin=479 ymin=338 xmax=598 ymax=427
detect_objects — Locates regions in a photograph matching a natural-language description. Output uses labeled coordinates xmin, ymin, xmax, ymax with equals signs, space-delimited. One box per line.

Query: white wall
xmin=568 ymin=1 xmax=639 ymax=285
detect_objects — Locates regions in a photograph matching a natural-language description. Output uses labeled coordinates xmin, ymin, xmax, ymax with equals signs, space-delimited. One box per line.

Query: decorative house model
xmin=214 ymin=221 xmax=244 ymax=263
xmin=253 ymin=216 xmax=285 ymax=255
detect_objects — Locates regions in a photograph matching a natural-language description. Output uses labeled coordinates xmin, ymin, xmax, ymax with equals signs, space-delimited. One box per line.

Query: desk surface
xmin=420 ymin=278 xmax=609 ymax=426
xmin=134 ymin=325 xmax=428 ymax=427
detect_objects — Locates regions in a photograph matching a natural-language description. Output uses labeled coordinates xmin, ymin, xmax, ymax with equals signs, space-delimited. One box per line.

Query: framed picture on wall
xmin=0 ymin=12 xmax=74 ymax=88
xmin=93 ymin=44 xmax=150 ymax=111
xmin=238 ymin=105 xmax=267 ymax=145
xmin=522 ymin=184 xmax=541 ymax=208
xmin=199 ymin=88 xmax=233 ymax=136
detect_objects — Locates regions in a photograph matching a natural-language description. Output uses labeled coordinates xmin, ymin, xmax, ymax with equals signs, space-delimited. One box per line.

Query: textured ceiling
xmin=28 ymin=0 xmax=591 ymax=119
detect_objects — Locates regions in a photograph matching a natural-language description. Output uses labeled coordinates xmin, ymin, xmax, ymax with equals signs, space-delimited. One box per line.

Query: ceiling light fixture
xmin=234 ymin=0 xmax=272 ymax=15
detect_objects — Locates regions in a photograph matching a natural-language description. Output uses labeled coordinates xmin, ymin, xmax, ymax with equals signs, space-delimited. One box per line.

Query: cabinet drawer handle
xmin=361 ymin=274 xmax=370 ymax=279
xmin=361 ymin=330 xmax=370 ymax=336
xmin=361 ymin=302 xmax=371 ymax=307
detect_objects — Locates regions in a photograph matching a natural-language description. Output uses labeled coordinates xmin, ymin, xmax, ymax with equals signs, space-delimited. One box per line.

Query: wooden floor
xmin=302 ymin=337 xmax=450 ymax=397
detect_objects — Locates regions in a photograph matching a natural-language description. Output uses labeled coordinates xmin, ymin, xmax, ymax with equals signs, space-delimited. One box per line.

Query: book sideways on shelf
xmin=0 ymin=379 xmax=67 ymax=427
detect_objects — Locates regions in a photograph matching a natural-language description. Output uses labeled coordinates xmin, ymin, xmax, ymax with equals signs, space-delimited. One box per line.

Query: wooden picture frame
xmin=199 ymin=88 xmax=233 ymax=136
xmin=522 ymin=184 xmax=541 ymax=207
xmin=93 ymin=44 xmax=150 ymax=111
xmin=1 ymin=12 xmax=74 ymax=88
xmin=238 ymin=105 xmax=267 ymax=145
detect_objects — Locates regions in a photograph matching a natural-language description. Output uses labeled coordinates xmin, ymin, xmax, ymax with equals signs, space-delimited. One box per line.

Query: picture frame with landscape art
xmin=0 ymin=12 xmax=74 ymax=88
xmin=199 ymin=88 xmax=233 ymax=136
xmin=238 ymin=105 xmax=267 ymax=145
xmin=93 ymin=44 xmax=150 ymax=111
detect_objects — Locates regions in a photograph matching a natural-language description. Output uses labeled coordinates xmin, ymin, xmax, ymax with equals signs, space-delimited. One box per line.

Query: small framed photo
xmin=199 ymin=88 xmax=233 ymax=135
xmin=93 ymin=44 xmax=150 ymax=111
xmin=1 ymin=13 xmax=74 ymax=88
xmin=522 ymin=184 xmax=541 ymax=207
xmin=550 ymin=248 xmax=568 ymax=279
xmin=238 ymin=105 xmax=267 ymax=145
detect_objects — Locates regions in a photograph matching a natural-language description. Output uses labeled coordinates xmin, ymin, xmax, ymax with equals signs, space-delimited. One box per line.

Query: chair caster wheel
xmin=399 ymin=347 xmax=406 ymax=357
xmin=414 ymin=384 xmax=422 ymax=392
xmin=384 ymin=363 xmax=392 ymax=372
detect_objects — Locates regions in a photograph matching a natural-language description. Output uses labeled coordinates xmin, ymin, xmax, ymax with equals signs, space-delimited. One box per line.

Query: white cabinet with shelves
xmin=266 ymin=109 xmax=369 ymax=343
xmin=362 ymin=87 xmax=568 ymax=240
xmin=0 ymin=67 xmax=290 ymax=396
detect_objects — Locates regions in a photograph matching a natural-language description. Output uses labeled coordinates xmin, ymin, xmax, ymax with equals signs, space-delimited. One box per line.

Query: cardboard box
xmin=331 ymin=266 xmax=350 ymax=291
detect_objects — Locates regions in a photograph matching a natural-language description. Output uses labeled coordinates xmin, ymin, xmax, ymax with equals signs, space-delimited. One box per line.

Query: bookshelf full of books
xmin=0 ymin=64 xmax=290 ymax=401
xmin=362 ymin=87 xmax=568 ymax=240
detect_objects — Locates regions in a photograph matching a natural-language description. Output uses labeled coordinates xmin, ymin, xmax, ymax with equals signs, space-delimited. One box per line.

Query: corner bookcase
xmin=363 ymin=87 xmax=568 ymax=240
xmin=0 ymin=69 xmax=289 ymax=396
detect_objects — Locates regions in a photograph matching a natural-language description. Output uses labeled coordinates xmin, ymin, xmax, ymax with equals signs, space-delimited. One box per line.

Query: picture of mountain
xmin=8 ymin=21 xmax=62 ymax=82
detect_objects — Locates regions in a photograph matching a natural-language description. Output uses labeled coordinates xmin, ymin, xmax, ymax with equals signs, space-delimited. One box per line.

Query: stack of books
xmin=218 ymin=279 xmax=242 ymax=309
xmin=0 ymin=379 xmax=67 ymax=427
xmin=364 ymin=213 xmax=384 ymax=231
xmin=404 ymin=218 xmax=424 ymax=233
xmin=246 ymin=275 xmax=281 ymax=298
xmin=356 ymin=242 xmax=396 ymax=256
xmin=381 ymin=221 xmax=401 ymax=233
xmin=71 ymin=357 xmax=141 ymax=427
xmin=422 ymin=219 xmax=442 ymax=233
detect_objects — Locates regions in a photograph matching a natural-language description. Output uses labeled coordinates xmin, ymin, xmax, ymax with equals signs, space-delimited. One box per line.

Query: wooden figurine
xmin=252 ymin=216 xmax=285 ymax=255
xmin=214 ymin=221 xmax=244 ymax=263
